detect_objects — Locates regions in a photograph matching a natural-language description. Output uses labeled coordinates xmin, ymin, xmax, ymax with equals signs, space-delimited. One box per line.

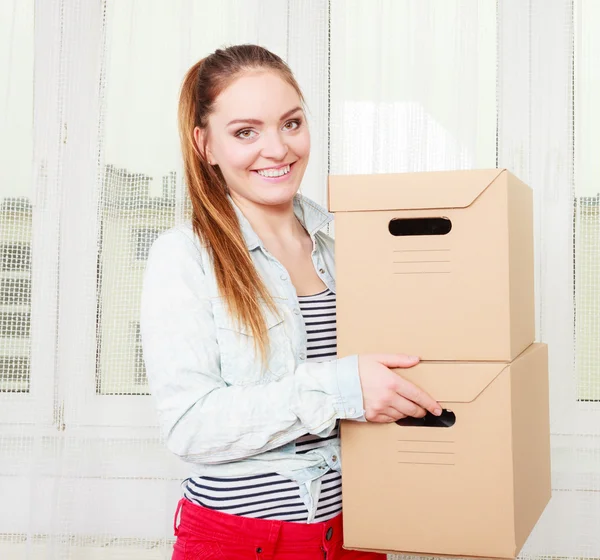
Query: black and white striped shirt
xmin=183 ymin=288 xmax=342 ymax=523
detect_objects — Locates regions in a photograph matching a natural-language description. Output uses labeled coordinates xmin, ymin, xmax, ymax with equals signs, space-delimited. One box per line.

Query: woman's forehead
xmin=212 ymin=71 xmax=302 ymax=122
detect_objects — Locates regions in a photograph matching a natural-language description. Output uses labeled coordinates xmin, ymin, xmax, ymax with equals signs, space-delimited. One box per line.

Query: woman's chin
xmin=253 ymin=185 xmax=300 ymax=207
xmin=229 ymin=179 xmax=301 ymax=209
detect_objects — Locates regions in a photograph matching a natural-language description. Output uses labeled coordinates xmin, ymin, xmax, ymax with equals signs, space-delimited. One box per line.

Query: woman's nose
xmin=261 ymin=130 xmax=289 ymax=160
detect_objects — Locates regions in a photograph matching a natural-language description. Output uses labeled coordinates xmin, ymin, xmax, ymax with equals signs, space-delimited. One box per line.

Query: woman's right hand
xmin=357 ymin=354 xmax=442 ymax=423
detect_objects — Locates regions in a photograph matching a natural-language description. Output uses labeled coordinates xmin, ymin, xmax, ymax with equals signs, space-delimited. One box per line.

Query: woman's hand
xmin=357 ymin=354 xmax=441 ymax=423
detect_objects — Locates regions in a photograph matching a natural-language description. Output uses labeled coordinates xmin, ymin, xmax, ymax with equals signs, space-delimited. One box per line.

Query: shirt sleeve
xmin=139 ymin=228 xmax=365 ymax=465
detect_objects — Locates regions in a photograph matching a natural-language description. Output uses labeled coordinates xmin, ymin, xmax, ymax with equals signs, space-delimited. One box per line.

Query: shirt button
xmin=293 ymin=308 xmax=300 ymax=315
xmin=332 ymin=455 xmax=337 ymax=462
xmin=319 ymin=268 xmax=325 ymax=274
xmin=280 ymin=274 xmax=287 ymax=281
xmin=349 ymin=407 xmax=356 ymax=415
xmin=299 ymin=353 xmax=306 ymax=360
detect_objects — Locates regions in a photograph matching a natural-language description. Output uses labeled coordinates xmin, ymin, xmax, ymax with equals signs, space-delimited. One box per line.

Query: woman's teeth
xmin=256 ymin=164 xmax=291 ymax=178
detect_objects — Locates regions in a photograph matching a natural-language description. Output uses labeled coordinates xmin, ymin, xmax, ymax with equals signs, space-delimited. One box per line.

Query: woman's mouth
xmin=252 ymin=163 xmax=294 ymax=181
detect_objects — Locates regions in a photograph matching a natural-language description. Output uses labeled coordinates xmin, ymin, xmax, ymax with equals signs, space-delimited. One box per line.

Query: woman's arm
xmin=140 ymin=229 xmax=364 ymax=465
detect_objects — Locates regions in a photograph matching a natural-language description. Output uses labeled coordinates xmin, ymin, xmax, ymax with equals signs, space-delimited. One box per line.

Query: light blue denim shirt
xmin=140 ymin=194 xmax=365 ymax=520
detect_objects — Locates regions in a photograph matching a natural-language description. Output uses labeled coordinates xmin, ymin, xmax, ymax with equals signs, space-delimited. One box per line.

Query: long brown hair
xmin=178 ymin=45 xmax=305 ymax=363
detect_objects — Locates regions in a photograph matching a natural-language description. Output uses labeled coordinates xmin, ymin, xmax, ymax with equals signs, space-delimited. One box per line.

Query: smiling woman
xmin=179 ymin=47 xmax=314 ymax=357
xmin=140 ymin=44 xmax=439 ymax=560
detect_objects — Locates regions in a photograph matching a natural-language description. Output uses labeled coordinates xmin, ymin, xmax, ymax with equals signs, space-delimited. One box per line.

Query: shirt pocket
xmin=211 ymin=299 xmax=291 ymax=386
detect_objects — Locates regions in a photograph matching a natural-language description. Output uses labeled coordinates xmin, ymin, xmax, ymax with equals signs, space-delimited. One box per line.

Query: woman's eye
xmin=283 ymin=119 xmax=301 ymax=131
xmin=236 ymin=129 xmax=256 ymax=139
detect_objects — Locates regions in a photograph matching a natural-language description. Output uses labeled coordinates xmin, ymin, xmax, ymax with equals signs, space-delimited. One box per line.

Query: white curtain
xmin=1 ymin=0 xmax=598 ymax=558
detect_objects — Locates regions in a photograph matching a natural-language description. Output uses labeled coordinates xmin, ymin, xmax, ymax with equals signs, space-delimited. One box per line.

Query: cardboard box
xmin=340 ymin=343 xmax=551 ymax=559
xmin=329 ymin=169 xmax=534 ymax=361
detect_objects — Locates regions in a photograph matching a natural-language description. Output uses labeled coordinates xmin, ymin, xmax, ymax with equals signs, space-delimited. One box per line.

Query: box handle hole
xmin=395 ymin=409 xmax=456 ymax=427
xmin=389 ymin=217 xmax=452 ymax=236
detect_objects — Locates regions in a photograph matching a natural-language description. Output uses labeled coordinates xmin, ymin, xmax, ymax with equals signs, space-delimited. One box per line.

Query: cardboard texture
xmin=329 ymin=168 xmax=534 ymax=362
xmin=339 ymin=343 xmax=551 ymax=559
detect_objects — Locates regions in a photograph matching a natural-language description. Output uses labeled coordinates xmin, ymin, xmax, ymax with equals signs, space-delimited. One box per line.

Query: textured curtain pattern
xmin=1 ymin=1 xmax=599 ymax=558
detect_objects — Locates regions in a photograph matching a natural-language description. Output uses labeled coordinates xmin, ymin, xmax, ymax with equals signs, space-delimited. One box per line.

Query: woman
xmin=140 ymin=44 xmax=441 ymax=560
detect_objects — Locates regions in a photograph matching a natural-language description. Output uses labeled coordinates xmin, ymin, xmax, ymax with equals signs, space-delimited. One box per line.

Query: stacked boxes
xmin=329 ymin=169 xmax=551 ymax=559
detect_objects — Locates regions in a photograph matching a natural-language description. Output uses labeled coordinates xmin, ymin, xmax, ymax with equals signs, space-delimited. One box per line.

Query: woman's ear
xmin=193 ymin=126 xmax=215 ymax=165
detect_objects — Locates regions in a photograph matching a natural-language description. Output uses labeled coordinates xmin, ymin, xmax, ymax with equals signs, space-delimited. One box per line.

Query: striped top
xmin=183 ymin=288 xmax=342 ymax=523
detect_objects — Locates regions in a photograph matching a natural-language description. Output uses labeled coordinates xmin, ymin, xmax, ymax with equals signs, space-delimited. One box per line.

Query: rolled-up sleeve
xmin=140 ymin=229 xmax=364 ymax=465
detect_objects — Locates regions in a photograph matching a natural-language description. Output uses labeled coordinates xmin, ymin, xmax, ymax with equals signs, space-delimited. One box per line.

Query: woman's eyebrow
xmin=226 ymin=106 xmax=303 ymax=127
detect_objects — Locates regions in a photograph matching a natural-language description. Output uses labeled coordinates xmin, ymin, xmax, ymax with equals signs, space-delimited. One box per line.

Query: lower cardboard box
xmin=340 ymin=343 xmax=551 ymax=559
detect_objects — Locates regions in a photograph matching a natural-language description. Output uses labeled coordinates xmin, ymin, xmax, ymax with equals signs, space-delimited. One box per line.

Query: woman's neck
xmin=231 ymin=194 xmax=306 ymax=245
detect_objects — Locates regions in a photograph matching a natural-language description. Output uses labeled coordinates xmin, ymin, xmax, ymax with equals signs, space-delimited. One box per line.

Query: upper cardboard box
xmin=329 ymin=169 xmax=535 ymax=361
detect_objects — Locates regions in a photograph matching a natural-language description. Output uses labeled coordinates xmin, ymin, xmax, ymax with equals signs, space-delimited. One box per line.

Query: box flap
xmin=396 ymin=361 xmax=508 ymax=404
xmin=328 ymin=169 xmax=506 ymax=212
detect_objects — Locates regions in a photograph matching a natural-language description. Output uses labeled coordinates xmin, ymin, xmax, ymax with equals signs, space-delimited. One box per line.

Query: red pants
xmin=172 ymin=498 xmax=385 ymax=559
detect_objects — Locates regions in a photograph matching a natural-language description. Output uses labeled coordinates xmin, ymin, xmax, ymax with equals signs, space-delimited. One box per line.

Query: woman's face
xmin=196 ymin=70 xmax=310 ymax=209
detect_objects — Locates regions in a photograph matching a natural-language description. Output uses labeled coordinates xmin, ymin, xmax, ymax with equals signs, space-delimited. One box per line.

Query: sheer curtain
xmin=1 ymin=1 xmax=599 ymax=559
xmin=331 ymin=2 xmax=599 ymax=559
xmin=1 ymin=1 xmax=330 ymax=558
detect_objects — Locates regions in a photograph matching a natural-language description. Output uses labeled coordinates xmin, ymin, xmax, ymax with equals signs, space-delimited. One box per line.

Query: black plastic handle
xmin=395 ymin=409 xmax=456 ymax=428
xmin=389 ymin=217 xmax=452 ymax=236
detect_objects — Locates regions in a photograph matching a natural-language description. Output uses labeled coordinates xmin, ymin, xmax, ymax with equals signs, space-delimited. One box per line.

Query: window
xmin=574 ymin=0 xmax=600 ymax=402
xmin=0 ymin=278 xmax=31 ymax=305
xmin=0 ymin=241 xmax=32 ymax=272
xmin=94 ymin=166 xmax=175 ymax=397
xmin=0 ymin=356 xmax=30 ymax=393
xmin=0 ymin=311 xmax=31 ymax=338
xmin=330 ymin=0 xmax=497 ymax=174
xmin=73 ymin=0 xmax=292 ymax=427
xmin=0 ymin=2 xmax=34 ymax=395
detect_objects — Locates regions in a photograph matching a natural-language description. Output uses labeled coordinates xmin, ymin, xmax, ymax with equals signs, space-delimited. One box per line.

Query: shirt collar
xmin=228 ymin=193 xmax=333 ymax=251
